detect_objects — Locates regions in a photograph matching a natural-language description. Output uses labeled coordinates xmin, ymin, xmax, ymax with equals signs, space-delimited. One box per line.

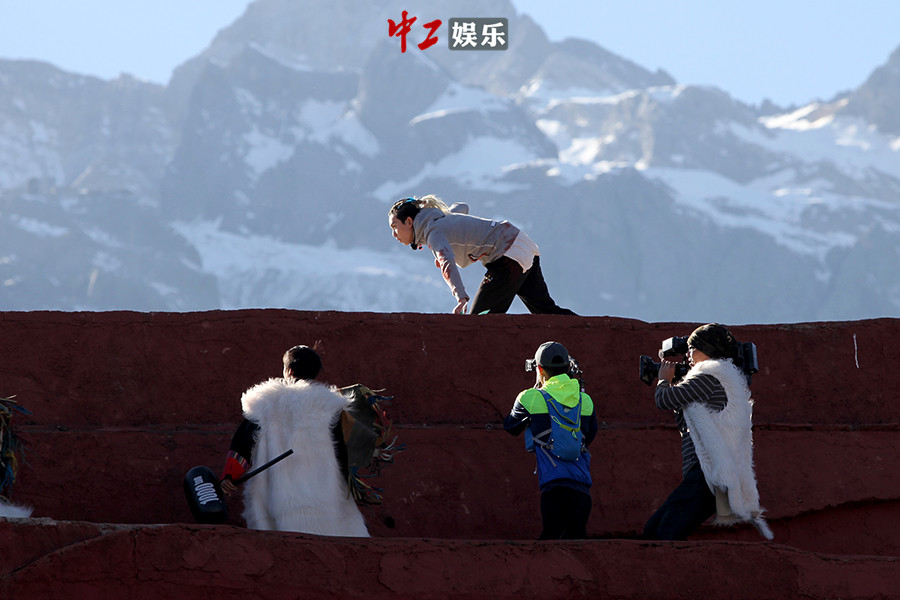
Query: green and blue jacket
xmin=504 ymin=374 xmax=597 ymax=493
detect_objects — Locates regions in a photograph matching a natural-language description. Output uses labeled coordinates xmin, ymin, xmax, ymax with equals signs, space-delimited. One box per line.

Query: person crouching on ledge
xmin=388 ymin=195 xmax=577 ymax=315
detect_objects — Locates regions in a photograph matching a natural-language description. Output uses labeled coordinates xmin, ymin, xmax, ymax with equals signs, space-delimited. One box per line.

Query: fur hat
xmin=688 ymin=323 xmax=738 ymax=359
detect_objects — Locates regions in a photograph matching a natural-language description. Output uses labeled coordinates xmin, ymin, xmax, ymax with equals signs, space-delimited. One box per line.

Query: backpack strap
xmin=524 ymin=390 xmax=584 ymax=452
xmin=533 ymin=389 xmax=585 ymax=464
xmin=541 ymin=389 xmax=582 ymax=435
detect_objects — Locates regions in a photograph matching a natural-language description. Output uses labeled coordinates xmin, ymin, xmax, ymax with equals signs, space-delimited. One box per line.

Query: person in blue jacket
xmin=504 ymin=341 xmax=598 ymax=539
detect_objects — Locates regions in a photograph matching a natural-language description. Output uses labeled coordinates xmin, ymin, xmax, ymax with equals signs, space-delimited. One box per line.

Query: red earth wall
xmin=0 ymin=310 xmax=898 ymax=598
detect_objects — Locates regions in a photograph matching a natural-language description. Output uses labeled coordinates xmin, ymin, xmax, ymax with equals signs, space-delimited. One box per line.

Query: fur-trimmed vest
xmin=0 ymin=503 xmax=32 ymax=519
xmin=241 ymin=378 xmax=369 ymax=537
xmin=682 ymin=360 xmax=772 ymax=539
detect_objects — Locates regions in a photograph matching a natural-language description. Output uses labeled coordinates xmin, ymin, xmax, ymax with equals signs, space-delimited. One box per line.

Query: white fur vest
xmin=682 ymin=360 xmax=772 ymax=539
xmin=0 ymin=502 xmax=32 ymax=519
xmin=240 ymin=378 xmax=369 ymax=537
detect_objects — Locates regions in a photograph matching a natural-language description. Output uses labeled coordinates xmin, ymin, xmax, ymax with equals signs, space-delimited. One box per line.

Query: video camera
xmin=638 ymin=335 xmax=759 ymax=386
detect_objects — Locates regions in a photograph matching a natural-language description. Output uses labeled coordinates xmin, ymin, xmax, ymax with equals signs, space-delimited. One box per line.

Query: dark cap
xmin=688 ymin=324 xmax=738 ymax=359
xmin=534 ymin=341 xmax=569 ymax=369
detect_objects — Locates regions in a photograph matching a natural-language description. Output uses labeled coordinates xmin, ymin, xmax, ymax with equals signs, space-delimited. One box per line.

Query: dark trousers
xmin=539 ymin=486 xmax=592 ymax=540
xmin=642 ymin=464 xmax=716 ymax=541
xmin=469 ymin=256 xmax=577 ymax=315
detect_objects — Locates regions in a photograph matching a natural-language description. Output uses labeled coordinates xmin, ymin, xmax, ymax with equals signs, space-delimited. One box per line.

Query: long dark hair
xmin=389 ymin=194 xmax=451 ymax=223
xmin=389 ymin=197 xmax=423 ymax=223
xmin=389 ymin=195 xmax=451 ymax=250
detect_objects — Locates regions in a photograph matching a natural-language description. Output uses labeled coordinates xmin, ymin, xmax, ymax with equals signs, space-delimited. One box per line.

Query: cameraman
xmin=503 ymin=341 xmax=597 ymax=539
xmin=642 ymin=323 xmax=771 ymax=540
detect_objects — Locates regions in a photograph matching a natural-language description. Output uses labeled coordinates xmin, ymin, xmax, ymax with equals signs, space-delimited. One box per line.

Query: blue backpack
xmin=524 ymin=389 xmax=584 ymax=461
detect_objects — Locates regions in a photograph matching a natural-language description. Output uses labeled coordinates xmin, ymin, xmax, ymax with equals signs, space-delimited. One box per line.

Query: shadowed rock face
xmin=1 ymin=310 xmax=898 ymax=598
xmin=848 ymin=45 xmax=900 ymax=135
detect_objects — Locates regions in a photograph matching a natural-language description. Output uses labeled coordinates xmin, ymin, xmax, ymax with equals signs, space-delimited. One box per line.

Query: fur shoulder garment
xmin=0 ymin=503 xmax=32 ymax=518
xmin=682 ymin=360 xmax=773 ymax=540
xmin=240 ymin=378 xmax=369 ymax=537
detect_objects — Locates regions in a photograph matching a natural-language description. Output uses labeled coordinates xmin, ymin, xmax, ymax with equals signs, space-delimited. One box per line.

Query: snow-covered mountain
xmin=1 ymin=0 xmax=898 ymax=323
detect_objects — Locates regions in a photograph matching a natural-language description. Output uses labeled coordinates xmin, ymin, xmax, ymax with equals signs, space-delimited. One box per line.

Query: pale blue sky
xmin=0 ymin=1 xmax=897 ymax=107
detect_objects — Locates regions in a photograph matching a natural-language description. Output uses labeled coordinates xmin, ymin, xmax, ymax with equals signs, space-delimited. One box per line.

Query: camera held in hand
xmin=638 ymin=335 xmax=759 ymax=386
xmin=639 ymin=336 xmax=690 ymax=385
